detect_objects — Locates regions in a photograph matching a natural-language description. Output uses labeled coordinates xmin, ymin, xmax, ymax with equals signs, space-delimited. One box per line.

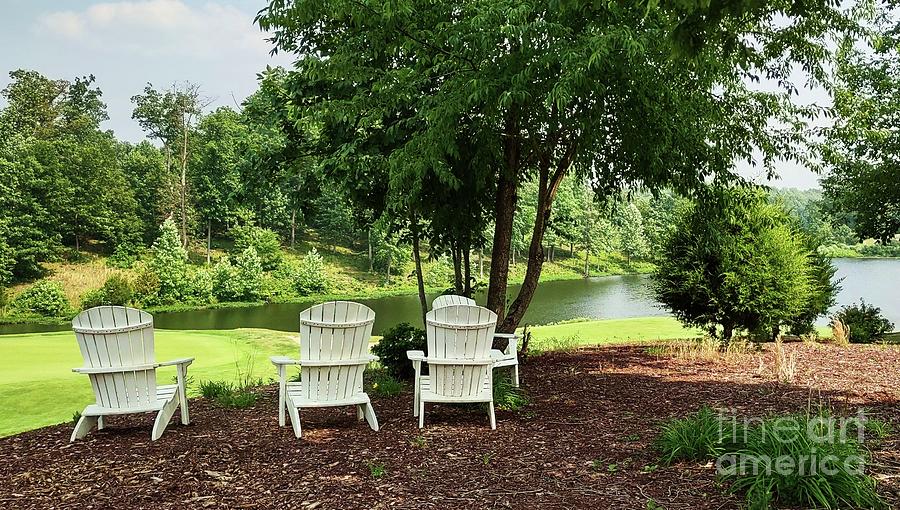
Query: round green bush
xmin=14 ymin=280 xmax=72 ymax=317
xmin=371 ymin=323 xmax=427 ymax=380
xmin=834 ymin=300 xmax=895 ymax=344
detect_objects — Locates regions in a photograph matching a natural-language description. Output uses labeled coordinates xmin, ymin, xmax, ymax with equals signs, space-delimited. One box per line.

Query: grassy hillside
xmin=2 ymin=231 xmax=654 ymax=324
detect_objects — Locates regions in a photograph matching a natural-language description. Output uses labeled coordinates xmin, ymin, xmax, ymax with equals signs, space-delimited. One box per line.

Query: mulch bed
xmin=1 ymin=342 xmax=899 ymax=509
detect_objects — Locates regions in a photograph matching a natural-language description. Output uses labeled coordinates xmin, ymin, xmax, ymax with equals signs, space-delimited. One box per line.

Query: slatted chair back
xmin=425 ymin=304 xmax=497 ymax=398
xmin=299 ymin=301 xmax=375 ymax=403
xmin=72 ymin=306 xmax=157 ymax=410
xmin=432 ymin=294 xmax=476 ymax=310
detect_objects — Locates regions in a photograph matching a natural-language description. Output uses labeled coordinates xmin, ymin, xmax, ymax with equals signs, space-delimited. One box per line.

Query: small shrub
xmin=148 ymin=218 xmax=190 ymax=304
xmin=80 ymin=274 xmax=134 ymax=310
xmin=13 ymin=280 xmax=72 ymax=317
xmin=198 ymin=380 xmax=259 ymax=408
xmin=366 ymin=461 xmax=386 ymax=479
xmin=187 ymin=267 xmax=214 ymax=303
xmin=212 ymin=247 xmax=263 ymax=302
xmin=657 ymin=406 xmax=725 ymax=464
xmin=294 ymin=248 xmax=328 ymax=295
xmin=230 ymin=225 xmax=283 ymax=271
xmin=106 ymin=243 xmax=140 ymax=269
xmin=834 ymin=301 xmax=894 ymax=344
xmin=371 ymin=323 xmax=427 ymax=380
xmin=367 ymin=369 xmax=404 ymax=397
xmin=719 ymin=411 xmax=885 ymax=509
xmin=80 ymin=288 xmax=106 ymax=310
xmin=493 ymin=377 xmax=529 ymax=411
xmin=130 ymin=263 xmax=160 ymax=305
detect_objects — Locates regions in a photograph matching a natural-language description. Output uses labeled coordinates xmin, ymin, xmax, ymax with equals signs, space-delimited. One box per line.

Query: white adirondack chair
xmin=70 ymin=306 xmax=193 ymax=442
xmin=270 ymin=301 xmax=379 ymax=438
xmin=407 ymin=304 xmax=499 ymax=429
xmin=432 ymin=295 xmax=520 ymax=387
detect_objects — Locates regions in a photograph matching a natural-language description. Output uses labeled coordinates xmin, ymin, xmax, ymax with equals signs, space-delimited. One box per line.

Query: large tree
xmin=258 ymin=0 xmax=852 ymax=331
xmin=822 ymin=3 xmax=900 ymax=243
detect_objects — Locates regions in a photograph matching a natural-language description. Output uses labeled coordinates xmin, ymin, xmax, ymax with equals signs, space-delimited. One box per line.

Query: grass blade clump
xmin=657 ymin=406 xmax=725 ymax=464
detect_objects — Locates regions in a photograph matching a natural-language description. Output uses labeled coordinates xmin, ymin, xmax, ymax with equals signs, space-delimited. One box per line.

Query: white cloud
xmin=35 ymin=0 xmax=275 ymax=59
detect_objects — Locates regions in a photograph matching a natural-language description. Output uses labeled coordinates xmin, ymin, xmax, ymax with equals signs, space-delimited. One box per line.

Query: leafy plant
xmin=371 ymin=323 xmax=426 ymax=380
xmin=366 ymin=368 xmax=404 ymax=397
xmin=657 ymin=406 xmax=725 ymax=464
xmin=147 ymin=218 xmax=189 ymax=304
xmin=365 ymin=461 xmax=386 ymax=479
xmin=493 ymin=376 xmax=529 ymax=411
xmin=212 ymin=246 xmax=264 ymax=302
xmin=833 ymin=300 xmax=894 ymax=344
xmin=106 ymin=243 xmax=140 ymax=269
xmin=294 ymin=248 xmax=328 ymax=295
xmin=720 ymin=411 xmax=885 ymax=509
xmin=82 ymin=274 xmax=134 ymax=309
xmin=230 ymin=224 xmax=283 ymax=271
xmin=198 ymin=380 xmax=259 ymax=408
xmin=13 ymin=280 xmax=72 ymax=317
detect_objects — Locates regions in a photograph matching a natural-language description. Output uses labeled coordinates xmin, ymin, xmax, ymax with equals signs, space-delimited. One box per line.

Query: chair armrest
xmin=73 ymin=364 xmax=156 ymax=374
xmin=158 ymin=357 xmax=194 ymax=368
xmin=490 ymin=349 xmax=505 ymax=361
xmin=426 ymin=357 xmax=494 ymax=365
xmin=270 ymin=356 xmax=301 ymax=366
xmin=406 ymin=350 xmax=425 ymax=361
xmin=493 ymin=333 xmax=519 ymax=339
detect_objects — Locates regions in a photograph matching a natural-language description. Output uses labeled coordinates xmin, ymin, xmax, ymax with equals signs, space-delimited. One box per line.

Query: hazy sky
xmin=0 ymin=0 xmax=825 ymax=189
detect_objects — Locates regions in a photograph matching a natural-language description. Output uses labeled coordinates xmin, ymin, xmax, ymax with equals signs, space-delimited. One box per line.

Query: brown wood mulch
xmin=1 ymin=342 xmax=898 ymax=509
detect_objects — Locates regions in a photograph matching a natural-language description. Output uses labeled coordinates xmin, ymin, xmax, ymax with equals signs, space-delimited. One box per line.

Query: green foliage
xmin=657 ymin=406 xmax=725 ymax=464
xmin=424 ymin=255 xmax=454 ymax=288
xmin=493 ymin=377 xmax=529 ymax=411
xmin=823 ymin=9 xmax=900 ymax=243
xmin=834 ymin=301 xmax=895 ymax=344
xmin=0 ymin=286 xmax=7 ymax=309
xmin=198 ymin=380 xmax=259 ymax=409
xmin=654 ymin=187 xmax=814 ymax=342
xmin=371 ymin=323 xmax=426 ymax=380
xmin=147 ymin=218 xmax=189 ymax=304
xmin=188 ymin=267 xmax=215 ymax=304
xmin=106 ymin=243 xmax=140 ymax=269
xmin=367 ymin=369 xmax=404 ymax=398
xmin=293 ymin=248 xmax=328 ymax=295
xmin=365 ymin=461 xmax=386 ymax=479
xmin=720 ymin=412 xmax=884 ymax=510
xmin=80 ymin=274 xmax=133 ymax=309
xmin=230 ymin=224 xmax=283 ymax=271
xmin=13 ymin=280 xmax=72 ymax=317
xmin=212 ymin=246 xmax=264 ymax=302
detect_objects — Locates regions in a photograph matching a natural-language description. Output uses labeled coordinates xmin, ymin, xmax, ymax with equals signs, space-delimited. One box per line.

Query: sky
xmin=0 ymin=0 xmax=825 ymax=189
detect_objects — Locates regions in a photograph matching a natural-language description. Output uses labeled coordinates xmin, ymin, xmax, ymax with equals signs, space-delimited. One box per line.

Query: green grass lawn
xmin=525 ymin=316 xmax=702 ymax=352
xmin=0 ymin=328 xmax=299 ymax=437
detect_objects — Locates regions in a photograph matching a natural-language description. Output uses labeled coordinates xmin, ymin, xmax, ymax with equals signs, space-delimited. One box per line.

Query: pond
xmin=1 ymin=258 xmax=897 ymax=336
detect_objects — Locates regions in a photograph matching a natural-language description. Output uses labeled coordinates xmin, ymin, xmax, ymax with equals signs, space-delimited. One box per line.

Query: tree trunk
xmin=206 ymin=220 xmax=211 ymax=265
xmin=722 ymin=323 xmax=735 ymax=343
xmin=367 ymin=228 xmax=374 ymax=272
xmin=584 ymin=248 xmax=590 ymax=278
xmin=478 ymin=247 xmax=484 ymax=278
xmin=486 ymin=108 xmax=520 ymax=323
xmin=290 ymin=209 xmax=296 ymax=249
xmin=500 ymin=154 xmax=570 ymax=332
xmin=180 ymin=115 xmax=189 ymax=249
xmin=386 ymin=257 xmax=391 ymax=284
xmin=570 ymin=243 xmax=574 ymax=258
xmin=452 ymin=241 xmax=464 ymax=294
xmin=463 ymin=243 xmax=472 ymax=297
xmin=410 ymin=217 xmax=428 ymax=324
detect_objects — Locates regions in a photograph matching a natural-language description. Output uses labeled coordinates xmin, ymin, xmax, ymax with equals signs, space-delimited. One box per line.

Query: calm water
xmin=1 ymin=258 xmax=897 ymax=336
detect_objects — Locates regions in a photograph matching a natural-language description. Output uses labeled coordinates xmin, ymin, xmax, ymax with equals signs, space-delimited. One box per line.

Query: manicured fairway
xmin=525 ymin=316 xmax=702 ymax=350
xmin=0 ymin=329 xmax=299 ymax=437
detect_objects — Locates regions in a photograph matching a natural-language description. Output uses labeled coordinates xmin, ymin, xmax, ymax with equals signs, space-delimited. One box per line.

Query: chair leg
xmin=288 ymin=404 xmax=302 ymax=438
xmin=412 ymin=378 xmax=420 ymax=417
xmin=70 ymin=414 xmax=97 ymax=442
xmin=418 ymin=400 xmax=425 ymax=428
xmin=277 ymin=366 xmax=286 ymax=427
xmin=176 ymin=364 xmax=190 ymax=425
xmin=357 ymin=405 xmax=365 ymax=421
xmin=152 ymin=398 xmax=179 ymax=441
xmin=362 ymin=402 xmax=379 ymax=432
xmin=512 ymin=364 xmax=520 ymax=388
xmin=488 ymin=401 xmax=496 ymax=430
xmin=97 ymin=415 xmax=106 ymax=430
